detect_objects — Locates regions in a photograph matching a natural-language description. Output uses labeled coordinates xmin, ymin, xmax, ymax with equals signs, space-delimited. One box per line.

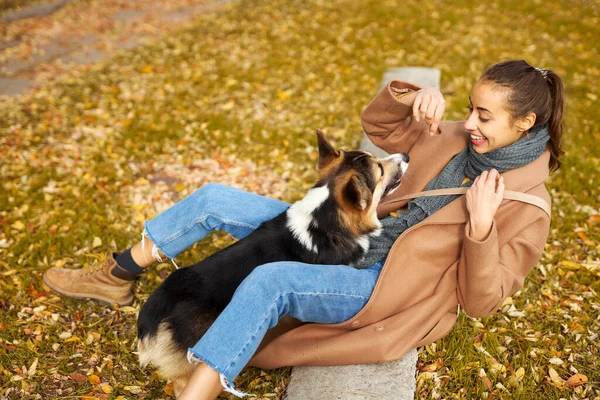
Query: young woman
xmin=43 ymin=59 xmax=564 ymax=399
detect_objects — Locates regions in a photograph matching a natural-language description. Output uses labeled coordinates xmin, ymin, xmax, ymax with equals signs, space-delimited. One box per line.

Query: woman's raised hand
xmin=412 ymin=88 xmax=445 ymax=136
xmin=466 ymin=169 xmax=505 ymax=241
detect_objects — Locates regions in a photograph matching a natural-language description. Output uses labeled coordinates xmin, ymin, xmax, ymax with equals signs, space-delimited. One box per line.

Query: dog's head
xmin=315 ymin=129 xmax=409 ymax=236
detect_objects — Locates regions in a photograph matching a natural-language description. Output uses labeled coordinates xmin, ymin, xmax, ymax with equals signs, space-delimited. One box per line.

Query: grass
xmin=0 ymin=0 xmax=599 ymax=398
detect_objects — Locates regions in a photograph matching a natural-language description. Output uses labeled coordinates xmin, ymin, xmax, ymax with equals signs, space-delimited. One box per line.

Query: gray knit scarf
xmin=355 ymin=124 xmax=550 ymax=268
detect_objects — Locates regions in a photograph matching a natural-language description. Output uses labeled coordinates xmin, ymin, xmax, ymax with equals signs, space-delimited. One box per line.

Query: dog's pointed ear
xmin=344 ymin=174 xmax=372 ymax=211
xmin=316 ymin=129 xmax=340 ymax=169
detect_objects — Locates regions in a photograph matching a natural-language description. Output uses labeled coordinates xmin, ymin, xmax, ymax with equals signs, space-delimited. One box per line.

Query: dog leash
xmin=379 ymin=187 xmax=551 ymax=217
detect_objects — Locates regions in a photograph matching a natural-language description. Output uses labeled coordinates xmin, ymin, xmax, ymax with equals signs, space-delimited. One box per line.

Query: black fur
xmin=137 ymin=188 xmax=368 ymax=351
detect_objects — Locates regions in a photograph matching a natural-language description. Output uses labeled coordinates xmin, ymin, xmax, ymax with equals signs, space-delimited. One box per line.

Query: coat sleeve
xmin=361 ymin=80 xmax=428 ymax=155
xmin=456 ymin=214 xmax=549 ymax=318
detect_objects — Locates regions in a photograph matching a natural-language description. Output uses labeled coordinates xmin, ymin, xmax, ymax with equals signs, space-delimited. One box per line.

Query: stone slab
xmin=285 ymin=349 xmax=418 ymax=400
xmin=360 ymin=67 xmax=441 ymax=158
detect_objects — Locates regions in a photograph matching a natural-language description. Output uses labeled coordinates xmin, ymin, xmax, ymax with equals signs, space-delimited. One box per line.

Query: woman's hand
xmin=412 ymin=88 xmax=446 ymax=136
xmin=466 ymin=169 xmax=505 ymax=241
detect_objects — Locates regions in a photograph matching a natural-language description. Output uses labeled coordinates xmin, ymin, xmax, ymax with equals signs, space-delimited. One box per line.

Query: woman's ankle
xmin=130 ymin=235 xmax=164 ymax=268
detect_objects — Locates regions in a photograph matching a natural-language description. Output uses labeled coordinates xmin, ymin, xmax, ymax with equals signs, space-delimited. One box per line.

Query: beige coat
xmin=249 ymin=80 xmax=551 ymax=369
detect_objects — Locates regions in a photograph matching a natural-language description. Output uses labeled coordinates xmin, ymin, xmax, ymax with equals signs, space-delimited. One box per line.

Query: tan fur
xmin=332 ymin=166 xmax=382 ymax=238
xmin=317 ymin=152 xmax=344 ymax=181
xmin=138 ymin=323 xmax=195 ymax=396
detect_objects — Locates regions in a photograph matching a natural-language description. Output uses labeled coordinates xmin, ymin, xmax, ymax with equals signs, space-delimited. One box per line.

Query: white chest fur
xmin=285 ymin=186 xmax=330 ymax=254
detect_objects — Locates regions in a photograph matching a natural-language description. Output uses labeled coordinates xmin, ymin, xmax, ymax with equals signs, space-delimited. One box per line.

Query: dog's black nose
xmin=402 ymin=153 xmax=410 ymax=163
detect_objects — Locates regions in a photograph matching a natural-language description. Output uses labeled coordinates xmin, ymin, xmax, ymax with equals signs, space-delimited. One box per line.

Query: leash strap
xmin=379 ymin=188 xmax=551 ymax=217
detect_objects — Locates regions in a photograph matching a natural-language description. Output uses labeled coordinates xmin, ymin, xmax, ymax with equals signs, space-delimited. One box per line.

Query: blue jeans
xmin=144 ymin=183 xmax=383 ymax=395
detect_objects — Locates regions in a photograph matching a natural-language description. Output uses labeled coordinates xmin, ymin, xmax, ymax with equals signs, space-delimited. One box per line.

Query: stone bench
xmin=284 ymin=67 xmax=441 ymax=400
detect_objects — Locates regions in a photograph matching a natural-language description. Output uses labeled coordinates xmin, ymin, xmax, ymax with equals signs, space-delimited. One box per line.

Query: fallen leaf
xmin=70 ymin=372 xmax=87 ymax=382
xmin=88 ymin=374 xmax=101 ymax=385
xmin=124 ymin=385 xmax=142 ymax=394
xmin=548 ymin=366 xmax=564 ymax=383
xmin=92 ymin=237 xmax=102 ymax=248
xmin=27 ymin=358 xmax=38 ymax=377
xmin=567 ymin=373 xmax=588 ymax=387
xmin=11 ymin=221 xmax=25 ymax=230
xmin=163 ymin=383 xmax=175 ymax=396
xmin=515 ymin=367 xmax=525 ymax=380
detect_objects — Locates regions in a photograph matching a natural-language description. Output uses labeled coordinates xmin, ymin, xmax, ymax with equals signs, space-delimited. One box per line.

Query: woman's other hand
xmin=466 ymin=169 xmax=505 ymax=241
xmin=412 ymin=88 xmax=446 ymax=136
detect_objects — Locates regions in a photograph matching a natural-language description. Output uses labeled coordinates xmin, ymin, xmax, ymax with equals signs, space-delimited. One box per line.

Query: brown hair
xmin=480 ymin=59 xmax=565 ymax=171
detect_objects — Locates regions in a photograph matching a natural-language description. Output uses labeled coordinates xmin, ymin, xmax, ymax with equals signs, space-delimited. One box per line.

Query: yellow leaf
xmin=134 ymin=213 xmax=146 ymax=223
xmin=11 ymin=221 xmax=25 ymax=230
xmin=124 ymin=386 xmax=142 ymax=394
xmin=173 ymin=182 xmax=186 ymax=192
xmin=88 ymin=374 xmax=101 ymax=385
xmin=54 ymin=259 xmax=67 ymax=268
xmin=221 ymin=100 xmax=235 ymax=111
xmin=163 ymin=383 xmax=175 ymax=396
xmin=141 ymin=65 xmax=154 ymax=73
xmin=119 ymin=306 xmax=137 ymax=314
xmin=27 ymin=358 xmax=38 ymax=377
xmin=277 ymin=91 xmax=291 ymax=100
xmin=515 ymin=367 xmax=525 ymax=380
xmin=558 ymin=260 xmax=580 ymax=270
xmin=2 ymin=269 xmax=17 ymax=276
xmin=548 ymin=366 xmax=564 ymax=383
xmin=92 ymin=237 xmax=102 ymax=248
xmin=101 ymin=384 xmax=113 ymax=393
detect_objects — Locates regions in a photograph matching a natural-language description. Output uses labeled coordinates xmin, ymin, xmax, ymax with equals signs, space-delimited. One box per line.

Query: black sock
xmin=113 ymin=248 xmax=144 ymax=280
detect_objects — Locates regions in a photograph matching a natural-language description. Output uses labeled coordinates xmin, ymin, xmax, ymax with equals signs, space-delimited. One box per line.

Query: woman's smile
xmin=470 ymin=133 xmax=487 ymax=146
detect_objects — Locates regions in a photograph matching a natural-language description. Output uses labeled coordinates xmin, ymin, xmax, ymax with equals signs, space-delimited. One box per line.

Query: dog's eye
xmin=378 ymin=163 xmax=384 ymax=177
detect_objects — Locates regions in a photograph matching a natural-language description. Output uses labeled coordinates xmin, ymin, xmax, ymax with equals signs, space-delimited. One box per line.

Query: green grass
xmin=1 ymin=0 xmax=599 ymax=398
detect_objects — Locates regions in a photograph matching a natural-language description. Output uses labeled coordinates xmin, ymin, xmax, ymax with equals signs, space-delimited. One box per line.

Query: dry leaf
xmin=124 ymin=386 xmax=142 ymax=394
xmin=567 ymin=373 xmax=588 ymax=387
xmin=163 ymin=383 xmax=175 ymax=396
xmin=11 ymin=221 xmax=25 ymax=230
xmin=27 ymin=358 xmax=38 ymax=377
xmin=549 ymin=357 xmax=564 ymax=365
xmin=70 ymin=372 xmax=87 ymax=382
xmin=92 ymin=237 xmax=102 ymax=248
xmin=548 ymin=366 xmax=564 ymax=383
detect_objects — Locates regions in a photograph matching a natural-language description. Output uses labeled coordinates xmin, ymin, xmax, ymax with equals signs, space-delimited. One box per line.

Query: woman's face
xmin=464 ymin=80 xmax=524 ymax=153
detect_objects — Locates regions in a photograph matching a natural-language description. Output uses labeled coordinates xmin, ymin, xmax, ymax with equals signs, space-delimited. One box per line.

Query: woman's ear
xmin=516 ymin=112 xmax=537 ymax=133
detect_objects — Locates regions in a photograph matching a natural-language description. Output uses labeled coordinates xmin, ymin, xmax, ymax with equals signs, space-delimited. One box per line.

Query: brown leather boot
xmin=43 ymin=253 xmax=135 ymax=307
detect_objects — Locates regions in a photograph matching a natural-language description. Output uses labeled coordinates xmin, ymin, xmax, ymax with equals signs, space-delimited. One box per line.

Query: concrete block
xmin=285 ymin=349 xmax=418 ymax=400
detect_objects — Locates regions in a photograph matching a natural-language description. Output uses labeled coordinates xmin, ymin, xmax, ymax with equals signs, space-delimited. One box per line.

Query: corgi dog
xmin=137 ymin=129 xmax=409 ymax=395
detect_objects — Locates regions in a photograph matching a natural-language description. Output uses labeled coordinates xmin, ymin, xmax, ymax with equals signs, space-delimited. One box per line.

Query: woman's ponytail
xmin=544 ymin=70 xmax=565 ymax=171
